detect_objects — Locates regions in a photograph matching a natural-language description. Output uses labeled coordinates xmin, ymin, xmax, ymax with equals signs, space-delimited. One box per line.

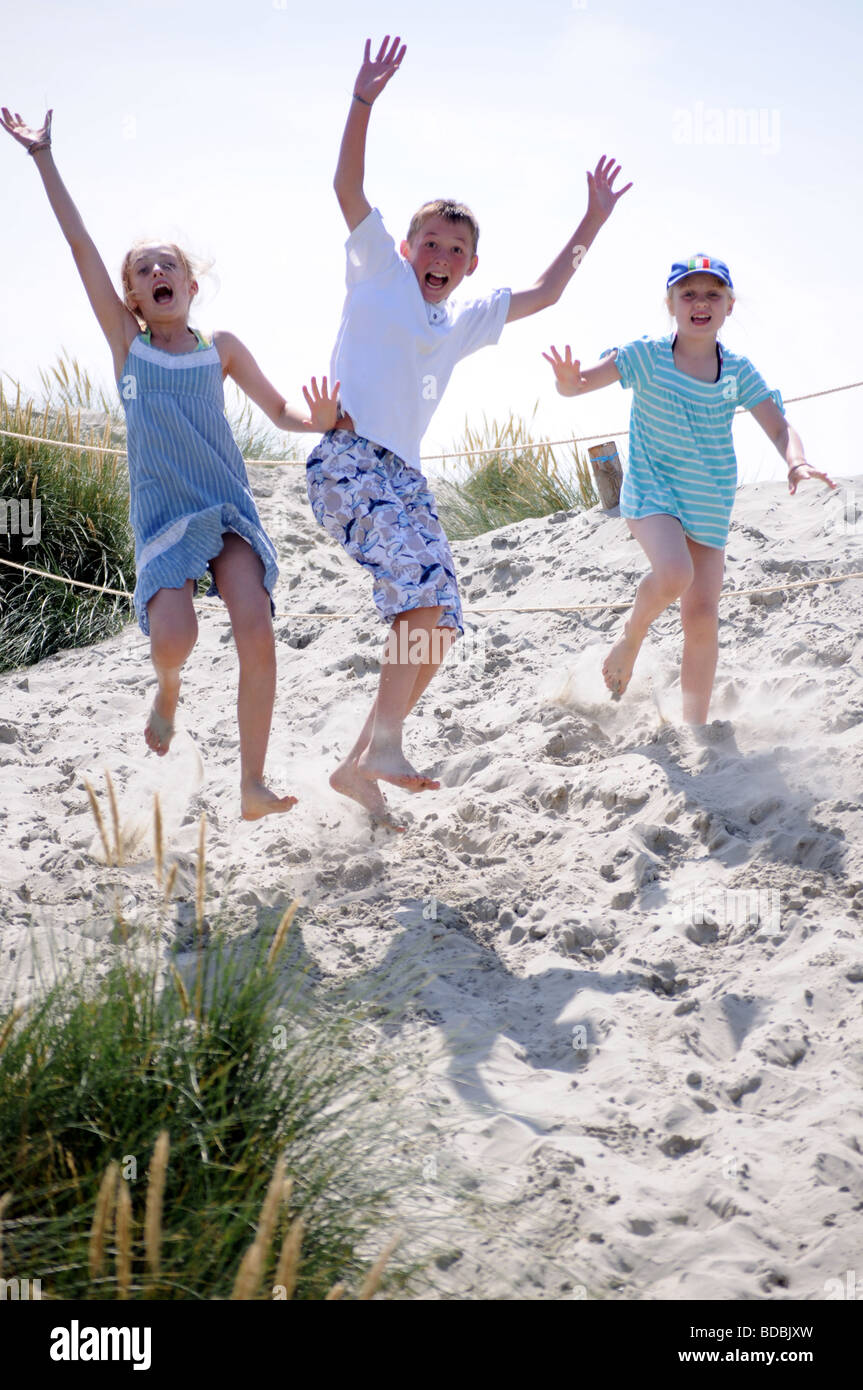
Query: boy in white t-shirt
xmin=307 ymin=35 xmax=631 ymax=827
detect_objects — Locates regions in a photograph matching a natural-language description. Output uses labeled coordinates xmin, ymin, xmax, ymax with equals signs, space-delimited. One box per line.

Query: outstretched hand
xmin=542 ymin=345 xmax=588 ymax=397
xmin=1 ymin=106 xmax=52 ymax=152
xmin=787 ymin=462 xmax=836 ymax=496
xmin=353 ymin=35 xmax=406 ymax=105
xmin=303 ymin=376 xmax=341 ymax=433
xmin=586 ymin=154 xmax=631 ymax=224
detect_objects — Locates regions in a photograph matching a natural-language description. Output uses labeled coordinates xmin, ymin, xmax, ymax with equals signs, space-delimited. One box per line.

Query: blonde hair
xmin=120 ymin=240 xmax=213 ymax=329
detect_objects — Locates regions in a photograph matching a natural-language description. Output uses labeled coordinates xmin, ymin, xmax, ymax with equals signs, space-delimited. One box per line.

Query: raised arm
xmin=748 ymin=398 xmax=835 ymax=495
xmin=1 ymin=108 xmax=138 ymax=374
xmin=543 ymin=345 xmax=622 ymax=396
xmin=507 ymin=157 xmax=632 ymax=324
xmin=333 ymin=35 xmax=406 ymax=232
xmin=214 ymin=332 xmax=340 ymax=434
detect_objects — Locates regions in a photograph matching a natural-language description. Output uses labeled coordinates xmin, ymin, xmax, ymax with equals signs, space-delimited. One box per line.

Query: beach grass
xmin=0 ymin=893 xmax=406 ymax=1300
xmin=37 ymin=349 xmax=125 ymax=431
xmin=0 ymin=373 xmax=134 ymax=672
xmin=435 ymin=407 xmax=599 ymax=540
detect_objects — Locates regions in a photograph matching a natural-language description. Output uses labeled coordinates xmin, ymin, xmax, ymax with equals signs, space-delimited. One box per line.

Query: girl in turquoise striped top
xmin=3 ymin=107 xmax=338 ymax=819
xmin=544 ymin=254 xmax=834 ymax=724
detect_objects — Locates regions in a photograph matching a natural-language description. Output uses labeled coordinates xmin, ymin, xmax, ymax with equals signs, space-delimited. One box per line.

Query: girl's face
xmin=126 ymin=245 xmax=197 ymax=323
xmin=667 ymin=273 xmax=733 ymax=338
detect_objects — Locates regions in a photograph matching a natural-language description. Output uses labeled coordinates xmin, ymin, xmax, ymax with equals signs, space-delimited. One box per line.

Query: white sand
xmin=1 ymin=467 xmax=862 ymax=1300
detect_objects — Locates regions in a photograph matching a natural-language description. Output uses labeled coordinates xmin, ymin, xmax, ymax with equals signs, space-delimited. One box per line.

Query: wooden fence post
xmin=588 ymin=441 xmax=623 ymax=509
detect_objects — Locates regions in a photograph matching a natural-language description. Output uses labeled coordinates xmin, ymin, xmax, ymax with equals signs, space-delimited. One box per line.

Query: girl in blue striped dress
xmin=3 ymin=107 xmax=338 ymax=819
xmin=544 ymin=254 xmax=834 ymax=724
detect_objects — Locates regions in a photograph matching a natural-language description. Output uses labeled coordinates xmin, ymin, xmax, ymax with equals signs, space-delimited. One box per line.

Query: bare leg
xmin=145 ymin=582 xmax=197 ymax=754
xmin=331 ymin=611 xmax=457 ymax=820
xmin=679 ymin=539 xmax=725 ymax=724
xmin=210 ymin=534 xmax=296 ymax=820
xmin=404 ymin=623 xmax=457 ymax=712
xmin=358 ymin=606 xmax=452 ymax=790
xmin=603 ymin=514 xmax=694 ymax=698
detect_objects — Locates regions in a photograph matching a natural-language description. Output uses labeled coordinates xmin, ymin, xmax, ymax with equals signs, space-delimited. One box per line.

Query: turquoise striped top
xmin=118 ymin=332 xmax=278 ymax=635
xmin=608 ymin=335 xmax=782 ymax=548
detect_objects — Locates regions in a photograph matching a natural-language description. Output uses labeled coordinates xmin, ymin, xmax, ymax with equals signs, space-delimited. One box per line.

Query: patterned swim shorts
xmin=306 ymin=429 xmax=463 ymax=635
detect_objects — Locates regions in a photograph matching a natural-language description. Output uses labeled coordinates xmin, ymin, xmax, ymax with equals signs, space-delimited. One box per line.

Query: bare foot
xmin=241 ymin=779 xmax=298 ymax=821
xmin=329 ymin=762 xmax=406 ymax=832
xmin=357 ymin=746 xmax=439 ymax=792
xmin=602 ymin=627 xmax=642 ymax=701
xmin=145 ymin=689 xmax=178 ymax=756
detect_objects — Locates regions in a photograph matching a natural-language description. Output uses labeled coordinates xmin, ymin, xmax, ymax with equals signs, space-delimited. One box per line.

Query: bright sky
xmin=2 ymin=0 xmax=860 ymax=484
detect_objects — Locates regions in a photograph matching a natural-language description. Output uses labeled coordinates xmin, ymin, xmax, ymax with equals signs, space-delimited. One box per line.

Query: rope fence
xmin=1 ymin=375 xmax=860 ymax=620
xmin=0 ymin=431 xmax=126 ymax=458
xmin=1 ymin=553 xmax=861 ymax=618
xmin=0 ymin=380 xmax=860 ymax=467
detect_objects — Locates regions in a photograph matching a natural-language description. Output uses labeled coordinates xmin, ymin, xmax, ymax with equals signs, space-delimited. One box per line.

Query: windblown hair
xmin=120 ymin=241 xmax=214 ymax=328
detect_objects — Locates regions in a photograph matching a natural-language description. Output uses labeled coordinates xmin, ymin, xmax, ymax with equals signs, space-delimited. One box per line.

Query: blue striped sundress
xmin=606 ymin=335 xmax=783 ymax=548
xmin=118 ymin=330 xmax=279 ymax=635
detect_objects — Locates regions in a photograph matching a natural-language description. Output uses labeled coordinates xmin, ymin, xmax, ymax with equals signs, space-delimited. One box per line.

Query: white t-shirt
xmin=331 ymin=208 xmax=511 ymax=469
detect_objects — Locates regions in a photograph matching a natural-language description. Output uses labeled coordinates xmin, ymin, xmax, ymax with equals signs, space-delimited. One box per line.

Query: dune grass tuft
xmin=434 ymin=408 xmax=599 ymax=540
xmin=0 ymin=367 xmax=134 ymax=672
xmin=0 ymin=911 xmax=405 ymax=1299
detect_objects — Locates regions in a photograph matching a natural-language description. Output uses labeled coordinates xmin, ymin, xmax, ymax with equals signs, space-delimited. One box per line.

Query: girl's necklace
xmin=671 ymin=332 xmax=721 ymax=383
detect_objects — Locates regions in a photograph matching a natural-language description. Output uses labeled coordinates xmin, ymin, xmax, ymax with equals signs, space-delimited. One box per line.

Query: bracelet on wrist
xmin=27 ymin=140 xmax=51 ymax=155
xmin=352 ymin=92 xmax=372 ymax=107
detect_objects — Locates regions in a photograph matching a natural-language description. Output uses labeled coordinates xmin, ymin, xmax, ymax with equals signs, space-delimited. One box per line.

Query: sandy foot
xmin=357 ymin=746 xmax=439 ymax=792
xmin=144 ymin=697 xmax=176 ymax=756
xmin=241 ymin=779 xmax=298 ymax=821
xmin=602 ymin=627 xmax=642 ymax=700
xmin=330 ymin=762 xmax=406 ymax=832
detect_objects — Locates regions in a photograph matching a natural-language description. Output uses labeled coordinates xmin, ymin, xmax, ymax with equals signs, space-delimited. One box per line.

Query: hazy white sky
xmin=1 ymin=0 xmax=860 ymax=483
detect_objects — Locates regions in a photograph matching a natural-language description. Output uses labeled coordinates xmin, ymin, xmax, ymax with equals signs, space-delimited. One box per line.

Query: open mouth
xmin=691 ymin=313 xmax=711 ymax=325
xmin=425 ymin=271 xmax=448 ymax=292
xmin=153 ymin=284 xmax=173 ymax=304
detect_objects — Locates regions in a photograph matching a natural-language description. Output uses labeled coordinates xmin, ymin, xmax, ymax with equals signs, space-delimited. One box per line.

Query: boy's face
xmin=400 ymin=216 xmax=478 ymax=303
xmin=668 ymin=273 xmax=733 ymax=336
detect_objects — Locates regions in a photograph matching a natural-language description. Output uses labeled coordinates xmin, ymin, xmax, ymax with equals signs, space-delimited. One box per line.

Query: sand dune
xmin=1 ymin=466 xmax=861 ymax=1299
